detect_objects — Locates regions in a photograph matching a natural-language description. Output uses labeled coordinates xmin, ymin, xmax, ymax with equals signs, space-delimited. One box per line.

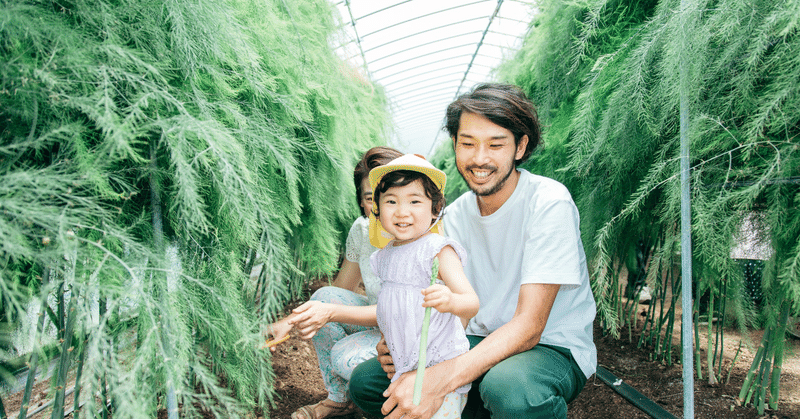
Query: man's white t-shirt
xmin=443 ymin=169 xmax=597 ymax=378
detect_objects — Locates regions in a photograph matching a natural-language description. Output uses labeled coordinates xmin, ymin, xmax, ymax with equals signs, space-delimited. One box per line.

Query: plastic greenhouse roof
xmin=333 ymin=0 xmax=534 ymax=157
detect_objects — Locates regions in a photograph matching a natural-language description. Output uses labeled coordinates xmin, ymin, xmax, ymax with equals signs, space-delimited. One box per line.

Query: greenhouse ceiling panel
xmin=334 ymin=0 xmax=534 ymax=156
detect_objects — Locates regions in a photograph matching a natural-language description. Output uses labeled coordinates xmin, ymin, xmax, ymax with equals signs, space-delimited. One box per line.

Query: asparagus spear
xmin=413 ymin=257 xmax=440 ymax=405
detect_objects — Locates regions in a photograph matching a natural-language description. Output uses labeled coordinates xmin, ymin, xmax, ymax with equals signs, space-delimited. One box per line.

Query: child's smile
xmin=377 ymin=179 xmax=434 ymax=245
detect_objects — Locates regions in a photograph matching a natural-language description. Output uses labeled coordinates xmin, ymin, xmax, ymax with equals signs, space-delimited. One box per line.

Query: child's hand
xmin=264 ymin=319 xmax=293 ymax=352
xmin=421 ymin=284 xmax=455 ymax=314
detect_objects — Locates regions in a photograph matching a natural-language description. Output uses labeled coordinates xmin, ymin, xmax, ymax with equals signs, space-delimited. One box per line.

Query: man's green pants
xmin=348 ymin=336 xmax=588 ymax=419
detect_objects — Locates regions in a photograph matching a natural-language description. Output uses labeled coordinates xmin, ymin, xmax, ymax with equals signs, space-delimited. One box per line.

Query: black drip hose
xmin=595 ymin=366 xmax=678 ymax=419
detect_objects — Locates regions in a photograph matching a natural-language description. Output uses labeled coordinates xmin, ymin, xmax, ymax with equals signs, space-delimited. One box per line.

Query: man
xmin=349 ymin=83 xmax=596 ymax=419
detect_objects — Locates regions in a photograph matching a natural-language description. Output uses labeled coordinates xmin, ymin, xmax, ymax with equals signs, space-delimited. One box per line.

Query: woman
xmin=267 ymin=146 xmax=403 ymax=419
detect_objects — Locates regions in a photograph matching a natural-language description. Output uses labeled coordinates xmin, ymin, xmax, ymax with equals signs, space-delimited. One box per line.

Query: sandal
xmin=291 ymin=399 xmax=356 ymax=419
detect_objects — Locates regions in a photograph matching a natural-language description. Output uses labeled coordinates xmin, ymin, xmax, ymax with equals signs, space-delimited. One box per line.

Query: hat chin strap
xmin=424 ymin=207 xmax=445 ymax=235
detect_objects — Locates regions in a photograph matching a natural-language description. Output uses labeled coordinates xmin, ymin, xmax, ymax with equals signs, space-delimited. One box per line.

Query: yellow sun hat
xmin=368 ymin=154 xmax=447 ymax=248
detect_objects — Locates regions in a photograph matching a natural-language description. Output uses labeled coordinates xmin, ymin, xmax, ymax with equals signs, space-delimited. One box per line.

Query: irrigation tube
xmin=679 ymin=0 xmax=694 ymax=417
xmin=595 ymin=366 xmax=678 ymax=419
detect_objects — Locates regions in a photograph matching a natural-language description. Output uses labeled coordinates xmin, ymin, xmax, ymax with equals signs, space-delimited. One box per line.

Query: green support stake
xmin=413 ymin=257 xmax=439 ymax=406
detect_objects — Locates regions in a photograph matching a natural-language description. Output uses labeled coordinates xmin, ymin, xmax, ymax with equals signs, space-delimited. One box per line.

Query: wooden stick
xmin=261 ymin=334 xmax=291 ymax=349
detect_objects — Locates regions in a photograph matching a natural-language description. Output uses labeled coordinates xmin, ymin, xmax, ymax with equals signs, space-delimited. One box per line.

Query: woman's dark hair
xmin=354 ymin=146 xmax=403 ymax=216
xmin=444 ymin=83 xmax=541 ymax=165
xmin=372 ymin=170 xmax=445 ymax=226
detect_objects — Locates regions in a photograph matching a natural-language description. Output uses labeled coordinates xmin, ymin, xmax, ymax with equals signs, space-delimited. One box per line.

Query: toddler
xmin=368 ymin=154 xmax=479 ymax=418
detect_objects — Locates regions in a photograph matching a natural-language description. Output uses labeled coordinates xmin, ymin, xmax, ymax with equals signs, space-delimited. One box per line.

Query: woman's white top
xmin=345 ymin=216 xmax=381 ymax=304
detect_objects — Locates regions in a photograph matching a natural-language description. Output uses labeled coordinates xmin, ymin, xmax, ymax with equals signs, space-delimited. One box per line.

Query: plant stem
xmin=413 ymin=257 xmax=439 ymax=406
xmin=57 ymin=281 xmax=65 ymax=334
xmin=50 ymin=288 xmax=78 ymax=419
xmin=716 ymin=278 xmax=728 ymax=377
xmin=611 ymin=262 xmax=622 ymax=334
xmin=18 ymin=267 xmax=51 ymax=419
xmin=768 ymin=302 xmax=790 ymax=410
xmin=627 ymin=288 xmax=637 ymax=343
xmin=73 ymin=332 xmax=88 ymax=418
xmin=756 ymin=331 xmax=773 ymax=415
xmin=664 ymin=268 xmax=679 ymax=365
xmin=738 ymin=328 xmax=767 ymax=403
xmin=706 ymin=289 xmax=717 ymax=385
xmin=694 ymin=295 xmax=703 ymax=380
xmin=726 ymin=340 xmax=742 ymax=385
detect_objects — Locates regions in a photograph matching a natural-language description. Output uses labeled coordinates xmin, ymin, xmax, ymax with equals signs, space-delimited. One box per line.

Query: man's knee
xmin=477 ymin=355 xmax=571 ymax=419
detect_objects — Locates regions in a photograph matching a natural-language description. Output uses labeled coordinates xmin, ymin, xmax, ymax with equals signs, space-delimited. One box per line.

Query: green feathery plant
xmin=1 ymin=0 xmax=389 ymax=417
xmin=446 ymin=0 xmax=798 ymax=410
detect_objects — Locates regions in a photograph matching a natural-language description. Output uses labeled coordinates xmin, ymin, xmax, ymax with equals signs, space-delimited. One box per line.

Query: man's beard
xmin=458 ymin=164 xmax=515 ymax=197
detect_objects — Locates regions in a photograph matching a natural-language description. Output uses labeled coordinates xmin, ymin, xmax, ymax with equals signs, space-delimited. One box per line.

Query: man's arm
xmin=381 ymin=283 xmax=560 ymax=419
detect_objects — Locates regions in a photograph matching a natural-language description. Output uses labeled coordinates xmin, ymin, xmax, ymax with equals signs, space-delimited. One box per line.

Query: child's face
xmin=377 ymin=179 xmax=434 ymax=245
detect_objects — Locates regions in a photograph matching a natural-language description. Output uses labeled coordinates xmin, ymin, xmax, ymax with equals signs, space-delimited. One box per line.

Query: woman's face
xmin=359 ymin=177 xmax=374 ymax=217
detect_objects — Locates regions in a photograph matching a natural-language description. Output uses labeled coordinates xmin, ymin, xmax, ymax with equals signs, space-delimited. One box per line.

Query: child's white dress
xmin=370 ymin=233 xmax=471 ymax=395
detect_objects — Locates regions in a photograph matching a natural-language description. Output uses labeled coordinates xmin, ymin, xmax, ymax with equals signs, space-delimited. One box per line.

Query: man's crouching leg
xmin=474 ymin=344 xmax=586 ymax=419
xmin=349 ymin=356 xmax=390 ymax=416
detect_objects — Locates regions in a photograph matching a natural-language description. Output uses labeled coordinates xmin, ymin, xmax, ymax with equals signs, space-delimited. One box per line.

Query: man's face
xmin=453 ymin=112 xmax=527 ymax=197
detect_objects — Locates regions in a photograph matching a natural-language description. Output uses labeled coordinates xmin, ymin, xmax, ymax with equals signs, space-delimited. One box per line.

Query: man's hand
xmin=376 ymin=335 xmax=396 ymax=379
xmin=381 ymin=362 xmax=450 ymax=419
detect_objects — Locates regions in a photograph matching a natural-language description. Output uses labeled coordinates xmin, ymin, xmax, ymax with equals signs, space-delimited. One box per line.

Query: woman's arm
xmin=268 ymin=255 xmax=373 ymax=342
xmin=288 ymin=301 xmax=378 ymax=339
xmin=330 ymin=258 xmax=363 ymax=292
xmin=421 ymin=245 xmax=479 ymax=322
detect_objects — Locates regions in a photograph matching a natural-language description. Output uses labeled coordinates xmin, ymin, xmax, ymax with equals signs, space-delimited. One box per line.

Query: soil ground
xmin=4 ymin=281 xmax=799 ymax=419
xmin=265 ymin=281 xmax=800 ymax=419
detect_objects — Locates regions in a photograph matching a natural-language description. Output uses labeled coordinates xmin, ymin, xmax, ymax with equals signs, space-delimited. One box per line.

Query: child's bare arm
xmin=421 ymin=245 xmax=479 ymax=322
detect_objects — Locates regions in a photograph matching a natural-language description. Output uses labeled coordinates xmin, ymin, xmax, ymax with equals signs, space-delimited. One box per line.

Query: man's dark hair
xmin=353 ymin=146 xmax=403 ymax=217
xmin=372 ymin=170 xmax=445 ymax=224
xmin=445 ymin=83 xmax=541 ymax=165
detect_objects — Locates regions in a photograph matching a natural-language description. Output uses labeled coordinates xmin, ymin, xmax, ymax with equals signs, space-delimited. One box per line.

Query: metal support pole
xmin=679 ymin=0 xmax=694 ymax=417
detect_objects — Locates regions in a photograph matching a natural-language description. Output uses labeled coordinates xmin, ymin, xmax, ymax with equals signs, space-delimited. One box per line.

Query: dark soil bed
xmin=266 ymin=282 xmax=800 ymax=419
xmin=4 ymin=283 xmax=799 ymax=419
xmin=266 ymin=322 xmax=800 ymax=419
